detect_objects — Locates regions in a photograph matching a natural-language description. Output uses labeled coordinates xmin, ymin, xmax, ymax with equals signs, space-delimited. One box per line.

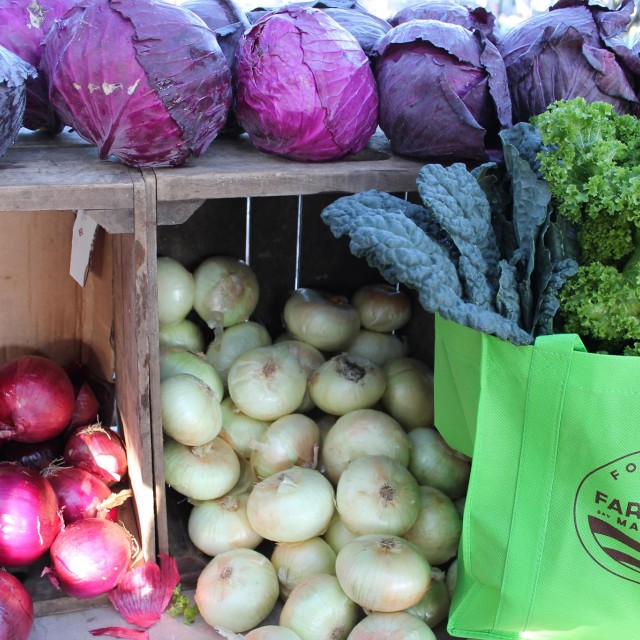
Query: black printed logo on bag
xmin=574 ymin=452 xmax=640 ymax=583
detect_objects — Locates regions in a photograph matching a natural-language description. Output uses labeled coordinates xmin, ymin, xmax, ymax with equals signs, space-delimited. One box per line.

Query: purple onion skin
xmin=373 ymin=20 xmax=511 ymax=161
xmin=235 ymin=6 xmax=379 ymax=162
xmin=41 ymin=0 xmax=232 ymax=167
xmin=0 ymin=570 xmax=33 ymax=640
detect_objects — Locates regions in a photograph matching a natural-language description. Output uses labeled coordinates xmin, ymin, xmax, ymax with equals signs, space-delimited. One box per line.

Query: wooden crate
xmin=0 ymin=130 xmax=156 ymax=615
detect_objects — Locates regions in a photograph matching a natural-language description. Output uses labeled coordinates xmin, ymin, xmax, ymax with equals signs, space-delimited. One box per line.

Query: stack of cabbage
xmin=157 ymin=254 xmax=470 ymax=639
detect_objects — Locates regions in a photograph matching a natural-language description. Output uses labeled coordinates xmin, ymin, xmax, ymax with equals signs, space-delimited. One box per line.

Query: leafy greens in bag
xmin=320 ymin=124 xmax=578 ymax=346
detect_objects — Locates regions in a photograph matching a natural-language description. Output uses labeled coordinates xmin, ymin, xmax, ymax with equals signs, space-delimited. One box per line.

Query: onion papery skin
xmin=271 ymin=537 xmax=337 ymax=600
xmin=44 ymin=465 xmax=123 ymax=524
xmin=63 ymin=424 xmax=128 ymax=486
xmin=188 ymin=493 xmax=263 ymax=556
xmin=335 ymin=534 xmax=431 ymax=612
xmin=283 ymin=289 xmax=361 ymax=352
xmin=206 ymin=321 xmax=272 ymax=386
xmin=344 ymin=329 xmax=409 ymax=366
xmin=250 ymin=413 xmax=320 ymax=479
xmin=381 ymin=357 xmax=434 ymax=430
xmin=245 ymin=626 xmax=303 ymax=640
xmin=195 ymin=548 xmax=279 ymax=633
xmin=1 ymin=436 xmax=63 ymax=471
xmin=351 ymin=284 xmax=412 ymax=333
xmin=407 ymin=427 xmax=471 ymax=500
xmin=45 ymin=518 xmax=133 ymax=598
xmin=280 ymin=574 xmax=359 ymax=640
xmin=159 ymin=349 xmax=224 ymax=402
xmin=0 ymin=462 xmax=62 ymax=567
xmin=157 ymin=256 xmax=195 ymax=326
xmin=0 ymin=569 xmax=33 ymax=640
xmin=321 ymin=408 xmax=411 ymax=485
xmin=159 ymin=318 xmax=204 ymax=353
xmin=402 ymin=486 xmax=462 ymax=566
xmin=227 ymin=345 xmax=307 ymax=421
xmin=309 ymin=353 xmax=386 ymax=416
xmin=336 ymin=455 xmax=420 ymax=536
xmin=247 ymin=466 xmax=336 ymax=542
xmin=0 ymin=355 xmax=75 ymax=443
xmin=108 ymin=552 xmax=180 ymax=628
xmin=160 ymin=372 xmax=222 ymax=447
xmin=163 ymin=437 xmax=240 ymax=501
xmin=193 ymin=256 xmax=260 ymax=331
xmin=347 ymin=611 xmax=436 ymax=639
xmin=220 ymin=397 xmax=270 ymax=459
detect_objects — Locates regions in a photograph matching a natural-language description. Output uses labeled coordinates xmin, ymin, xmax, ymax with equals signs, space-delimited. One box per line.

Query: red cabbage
xmin=497 ymin=0 xmax=640 ymax=122
xmin=235 ymin=5 xmax=379 ymax=162
xmin=372 ymin=19 xmax=512 ymax=161
xmin=0 ymin=44 xmax=35 ymax=157
xmin=41 ymin=0 xmax=233 ymax=167
xmin=0 ymin=0 xmax=77 ymax=133
xmin=389 ymin=0 xmax=497 ymax=44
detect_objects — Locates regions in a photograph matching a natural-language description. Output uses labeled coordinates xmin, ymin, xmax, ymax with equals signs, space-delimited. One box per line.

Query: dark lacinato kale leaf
xmin=416 ymin=163 xmax=500 ymax=309
xmin=496 ymin=260 xmax=521 ymax=324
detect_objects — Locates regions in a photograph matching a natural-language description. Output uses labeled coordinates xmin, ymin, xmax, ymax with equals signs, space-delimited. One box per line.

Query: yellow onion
xmin=321 ymin=409 xmax=411 ymax=485
xmin=404 ymin=568 xmax=450 ymax=629
xmin=271 ymin=537 xmax=337 ymax=600
xmin=335 ymin=534 xmax=431 ymax=612
xmin=283 ymin=288 xmax=360 ymax=351
xmin=159 ymin=348 xmax=224 ymax=401
xmin=276 ymin=340 xmax=326 ymax=412
xmin=345 ymin=330 xmax=409 ymax=366
xmin=250 ymin=414 xmax=320 ymax=479
xmin=309 ymin=354 xmax=386 ymax=416
xmin=220 ymin=397 xmax=270 ymax=459
xmin=193 ymin=256 xmax=259 ymax=331
xmin=280 ymin=574 xmax=359 ymax=640
xmin=157 ymin=256 xmax=194 ymax=325
xmin=347 ymin=611 xmax=436 ymax=639
xmin=446 ymin=558 xmax=458 ymax=599
xmin=228 ymin=344 xmax=307 ymax=421
xmin=323 ymin=516 xmax=359 ymax=554
xmin=381 ymin=357 xmax=434 ymax=430
xmin=159 ymin=318 xmax=204 ymax=353
xmin=163 ymin=437 xmax=240 ymax=501
xmin=351 ymin=284 xmax=412 ymax=333
xmin=403 ymin=486 xmax=462 ymax=566
xmin=245 ymin=627 xmax=302 ymax=640
xmin=187 ymin=493 xmax=263 ymax=556
xmin=336 ymin=455 xmax=420 ymax=536
xmin=195 ymin=548 xmax=279 ymax=633
xmin=247 ymin=467 xmax=335 ymax=542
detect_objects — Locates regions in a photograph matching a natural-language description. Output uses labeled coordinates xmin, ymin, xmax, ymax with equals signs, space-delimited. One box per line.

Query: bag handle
xmin=495 ymin=333 xmax=586 ymax=630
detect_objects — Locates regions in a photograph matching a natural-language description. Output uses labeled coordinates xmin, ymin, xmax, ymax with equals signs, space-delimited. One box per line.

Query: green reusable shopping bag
xmin=433 ymin=314 xmax=640 ymax=640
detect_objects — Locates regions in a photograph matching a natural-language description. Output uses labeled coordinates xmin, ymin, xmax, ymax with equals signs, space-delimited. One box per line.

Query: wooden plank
xmin=111 ymin=171 xmax=157 ymax=562
xmin=0 ymin=130 xmax=135 ymax=213
xmin=153 ymin=132 xmax=424 ymax=202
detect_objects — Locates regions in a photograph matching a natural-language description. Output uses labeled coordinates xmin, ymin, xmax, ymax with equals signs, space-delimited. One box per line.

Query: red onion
xmin=0 ymin=462 xmax=62 ymax=567
xmin=44 ymin=518 xmax=134 ymax=598
xmin=0 ymin=569 xmax=33 ymax=640
xmin=107 ymin=553 xmax=180 ymax=628
xmin=43 ymin=465 xmax=132 ymax=524
xmin=0 ymin=355 xmax=75 ymax=443
xmin=70 ymin=381 xmax=101 ymax=429
xmin=64 ymin=424 xmax=128 ymax=486
xmin=1 ymin=437 xmax=64 ymax=471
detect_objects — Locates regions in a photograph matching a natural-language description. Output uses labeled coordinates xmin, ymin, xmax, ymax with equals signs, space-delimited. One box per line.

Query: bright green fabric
xmin=434 ymin=315 xmax=640 ymax=640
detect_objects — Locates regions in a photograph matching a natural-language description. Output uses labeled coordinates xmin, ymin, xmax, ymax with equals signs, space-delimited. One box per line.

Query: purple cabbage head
xmin=372 ymin=19 xmax=512 ymax=161
xmin=0 ymin=45 xmax=36 ymax=157
xmin=389 ymin=0 xmax=497 ymax=44
xmin=321 ymin=7 xmax=392 ymax=57
xmin=41 ymin=0 xmax=232 ymax=167
xmin=497 ymin=0 xmax=640 ymax=122
xmin=235 ymin=6 xmax=379 ymax=162
xmin=0 ymin=0 xmax=78 ymax=133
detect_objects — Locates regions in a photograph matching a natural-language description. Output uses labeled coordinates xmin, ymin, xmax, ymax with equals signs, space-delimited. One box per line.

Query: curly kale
xmin=534 ymin=98 xmax=640 ymax=354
